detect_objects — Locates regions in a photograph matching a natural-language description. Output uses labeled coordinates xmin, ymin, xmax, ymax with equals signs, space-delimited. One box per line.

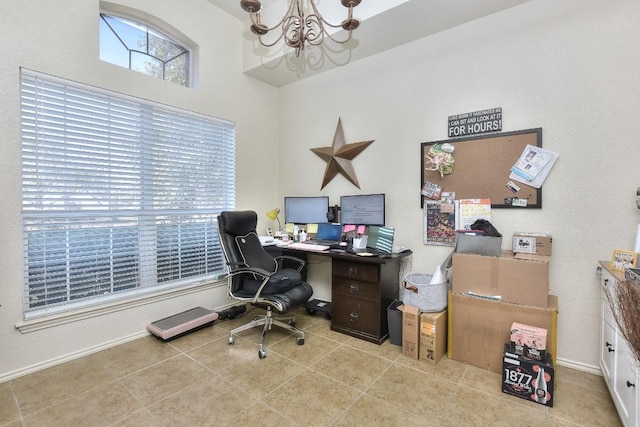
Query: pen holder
xmin=352 ymin=235 xmax=368 ymax=249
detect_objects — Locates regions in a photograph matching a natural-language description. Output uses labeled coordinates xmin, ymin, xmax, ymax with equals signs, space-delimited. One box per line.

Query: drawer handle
xmin=627 ymin=381 xmax=636 ymax=388
xmin=606 ymin=341 xmax=613 ymax=347
xmin=348 ymin=266 xmax=358 ymax=277
xmin=349 ymin=283 xmax=359 ymax=293
xmin=604 ymin=278 xmax=609 ymax=287
xmin=608 ymin=347 xmax=615 ymax=353
xmin=350 ymin=313 xmax=359 ymax=322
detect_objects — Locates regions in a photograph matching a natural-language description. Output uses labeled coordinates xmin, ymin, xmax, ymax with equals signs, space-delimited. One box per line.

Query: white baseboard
xmin=555 ymin=357 xmax=602 ymax=376
xmin=2 ymin=300 xmax=238 ymax=383
xmin=0 ymin=330 xmax=149 ymax=383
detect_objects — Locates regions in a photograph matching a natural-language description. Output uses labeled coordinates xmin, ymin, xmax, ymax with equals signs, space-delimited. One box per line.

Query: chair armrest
xmin=227 ymin=266 xmax=272 ymax=280
xmin=226 ymin=267 xmax=275 ymax=303
xmin=274 ymin=255 xmax=307 ymax=272
xmin=226 ymin=261 xmax=247 ymax=269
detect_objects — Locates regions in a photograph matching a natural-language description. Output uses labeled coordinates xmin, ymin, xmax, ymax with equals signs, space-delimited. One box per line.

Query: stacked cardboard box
xmin=512 ymin=232 xmax=553 ymax=258
xmin=502 ymin=344 xmax=555 ymax=407
xmin=399 ymin=304 xmax=447 ymax=364
xmin=510 ymin=321 xmax=547 ymax=360
xmin=448 ymin=293 xmax=557 ymax=373
xmin=401 ymin=304 xmax=420 ymax=359
xmin=450 ymin=251 xmax=549 ymax=307
xmin=419 ymin=310 xmax=447 ymax=364
xmin=448 ymin=233 xmax=557 ymax=374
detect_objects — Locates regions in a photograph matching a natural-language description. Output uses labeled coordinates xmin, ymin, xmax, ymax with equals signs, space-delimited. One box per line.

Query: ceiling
xmin=207 ymin=0 xmax=531 ymax=87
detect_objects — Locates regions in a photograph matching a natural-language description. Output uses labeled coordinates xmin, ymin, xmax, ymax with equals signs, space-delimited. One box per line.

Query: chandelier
xmin=240 ymin=0 xmax=362 ymax=57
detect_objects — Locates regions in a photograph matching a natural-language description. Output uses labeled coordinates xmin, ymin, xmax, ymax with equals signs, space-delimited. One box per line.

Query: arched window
xmin=100 ymin=13 xmax=190 ymax=87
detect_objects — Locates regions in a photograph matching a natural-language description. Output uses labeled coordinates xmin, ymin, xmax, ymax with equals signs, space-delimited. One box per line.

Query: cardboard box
xmin=448 ymin=292 xmax=558 ymax=374
xmin=514 ymin=253 xmax=550 ymax=262
xmin=400 ymin=304 xmax=420 ymax=359
xmin=502 ymin=344 xmax=554 ymax=407
xmin=419 ymin=310 xmax=447 ymax=364
xmin=510 ymin=322 xmax=547 ymax=361
xmin=512 ymin=343 xmax=545 ymax=361
xmin=451 ymin=252 xmax=549 ymax=307
xmin=512 ymin=233 xmax=552 ymax=257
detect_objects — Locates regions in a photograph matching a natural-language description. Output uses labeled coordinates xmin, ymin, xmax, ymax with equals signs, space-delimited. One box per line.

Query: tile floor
xmin=0 ymin=307 xmax=622 ymax=426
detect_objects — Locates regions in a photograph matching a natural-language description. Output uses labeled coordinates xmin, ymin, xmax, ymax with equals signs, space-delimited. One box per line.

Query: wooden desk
xmin=265 ymin=245 xmax=412 ymax=344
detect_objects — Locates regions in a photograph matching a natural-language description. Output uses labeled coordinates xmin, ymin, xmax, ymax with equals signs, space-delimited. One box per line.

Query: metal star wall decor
xmin=311 ymin=118 xmax=374 ymax=189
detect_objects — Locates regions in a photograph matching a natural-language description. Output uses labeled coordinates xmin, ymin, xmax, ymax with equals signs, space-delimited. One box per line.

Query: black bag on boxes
xmin=469 ymin=219 xmax=502 ymax=237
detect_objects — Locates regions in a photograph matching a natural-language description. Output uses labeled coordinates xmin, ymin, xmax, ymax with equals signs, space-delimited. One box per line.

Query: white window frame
xmin=99 ymin=6 xmax=194 ymax=87
xmin=19 ymin=69 xmax=235 ymax=321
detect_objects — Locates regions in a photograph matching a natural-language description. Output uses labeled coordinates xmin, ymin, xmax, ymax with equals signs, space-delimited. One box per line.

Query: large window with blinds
xmin=20 ymin=69 xmax=235 ymax=318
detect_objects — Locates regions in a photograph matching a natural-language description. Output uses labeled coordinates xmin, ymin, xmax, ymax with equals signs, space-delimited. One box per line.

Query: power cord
xmin=217 ymin=304 xmax=247 ymax=320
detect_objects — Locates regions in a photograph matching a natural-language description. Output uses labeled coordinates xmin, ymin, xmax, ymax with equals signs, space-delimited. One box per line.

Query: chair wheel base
xmin=297 ymin=337 xmax=305 ymax=345
xmin=258 ymin=349 xmax=266 ymax=359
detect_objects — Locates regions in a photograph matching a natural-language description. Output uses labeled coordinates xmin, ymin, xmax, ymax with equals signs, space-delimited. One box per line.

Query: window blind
xmin=20 ymin=69 xmax=235 ymax=318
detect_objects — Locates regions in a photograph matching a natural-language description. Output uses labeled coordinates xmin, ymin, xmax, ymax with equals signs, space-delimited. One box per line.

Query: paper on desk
xmin=343 ymin=224 xmax=356 ymax=232
xmin=357 ymin=225 xmax=366 ymax=235
xmin=259 ymin=236 xmax=275 ymax=246
xmin=306 ymin=223 xmax=318 ymax=233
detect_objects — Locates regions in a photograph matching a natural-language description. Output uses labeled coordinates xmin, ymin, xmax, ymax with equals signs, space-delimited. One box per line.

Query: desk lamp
xmin=266 ymin=208 xmax=282 ymax=232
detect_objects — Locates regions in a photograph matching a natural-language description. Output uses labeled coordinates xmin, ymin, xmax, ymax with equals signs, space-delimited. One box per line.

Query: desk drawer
xmin=332 ymin=259 xmax=379 ymax=282
xmin=331 ymin=297 xmax=379 ymax=336
xmin=333 ymin=277 xmax=379 ymax=301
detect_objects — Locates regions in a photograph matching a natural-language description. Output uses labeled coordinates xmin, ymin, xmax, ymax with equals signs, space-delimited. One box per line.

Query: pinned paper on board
xmin=509 ymin=145 xmax=559 ymax=189
xmin=424 ymin=143 xmax=455 ymax=178
xmin=423 ymin=201 xmax=456 ymax=246
xmin=455 ymin=199 xmax=492 ymax=231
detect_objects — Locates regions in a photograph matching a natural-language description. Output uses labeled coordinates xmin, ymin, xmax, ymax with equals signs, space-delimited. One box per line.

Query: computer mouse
xmin=339 ymin=242 xmax=347 ymax=246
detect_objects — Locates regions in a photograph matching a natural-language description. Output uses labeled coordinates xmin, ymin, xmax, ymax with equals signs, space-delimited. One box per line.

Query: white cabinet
xmin=614 ymin=332 xmax=639 ymax=426
xmin=599 ymin=263 xmax=639 ymax=427
xmin=600 ymin=294 xmax=616 ymax=384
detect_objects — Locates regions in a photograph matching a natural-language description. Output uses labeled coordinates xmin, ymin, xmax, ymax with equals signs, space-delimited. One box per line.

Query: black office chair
xmin=217 ymin=210 xmax=313 ymax=359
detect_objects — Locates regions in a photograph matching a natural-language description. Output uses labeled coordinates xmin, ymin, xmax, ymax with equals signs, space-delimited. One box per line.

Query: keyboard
xmin=287 ymin=242 xmax=331 ymax=252
xmin=306 ymin=239 xmax=340 ymax=246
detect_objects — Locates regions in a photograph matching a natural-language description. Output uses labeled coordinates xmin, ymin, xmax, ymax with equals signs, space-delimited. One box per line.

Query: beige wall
xmin=276 ymin=0 xmax=640 ymax=371
xmin=0 ymin=0 xmax=279 ymax=380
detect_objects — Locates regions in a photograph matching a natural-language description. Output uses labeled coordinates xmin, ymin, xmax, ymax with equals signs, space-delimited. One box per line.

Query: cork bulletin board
xmin=420 ymin=128 xmax=543 ymax=209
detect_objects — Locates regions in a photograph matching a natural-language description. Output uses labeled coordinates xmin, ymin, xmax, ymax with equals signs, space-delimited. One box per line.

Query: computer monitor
xmin=340 ymin=193 xmax=386 ymax=226
xmin=284 ymin=196 xmax=330 ymax=224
